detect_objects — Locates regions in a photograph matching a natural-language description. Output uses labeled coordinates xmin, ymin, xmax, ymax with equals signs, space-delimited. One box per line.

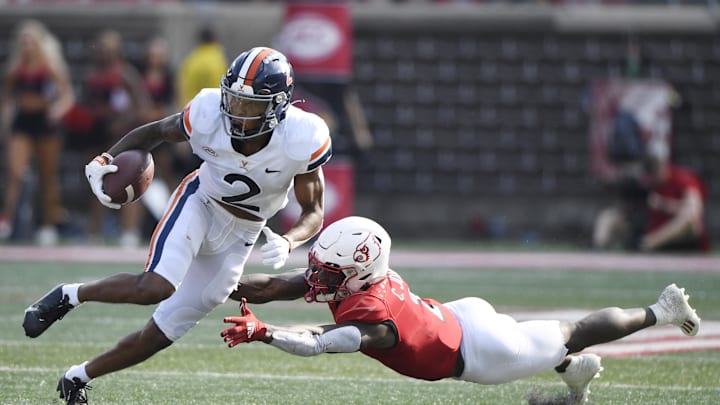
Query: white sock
xmin=65 ymin=361 xmax=91 ymax=383
xmin=649 ymin=304 xmax=668 ymax=326
xmin=62 ymin=283 xmax=83 ymax=306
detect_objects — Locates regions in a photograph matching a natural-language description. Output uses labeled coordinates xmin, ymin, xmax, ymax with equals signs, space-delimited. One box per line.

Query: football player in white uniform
xmin=23 ymin=47 xmax=332 ymax=405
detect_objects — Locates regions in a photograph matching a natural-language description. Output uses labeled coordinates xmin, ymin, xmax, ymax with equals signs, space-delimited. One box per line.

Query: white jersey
xmin=181 ymin=88 xmax=331 ymax=219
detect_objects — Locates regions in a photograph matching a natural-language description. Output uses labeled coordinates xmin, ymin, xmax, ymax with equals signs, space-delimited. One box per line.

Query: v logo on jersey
xmin=241 ymin=160 xmax=248 ymax=168
xmin=246 ymin=321 xmax=256 ymax=338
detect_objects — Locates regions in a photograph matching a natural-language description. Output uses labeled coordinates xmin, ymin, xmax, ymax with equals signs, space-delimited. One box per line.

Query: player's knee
xmin=118 ymin=321 xmax=172 ymax=353
xmin=135 ymin=273 xmax=175 ymax=304
xmin=561 ymin=321 xmax=586 ymax=354
xmin=141 ymin=320 xmax=173 ymax=351
xmin=203 ymin=292 xmax=227 ymax=308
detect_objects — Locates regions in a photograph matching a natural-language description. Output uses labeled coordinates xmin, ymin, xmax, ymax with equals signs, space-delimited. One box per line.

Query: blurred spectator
xmin=594 ymin=141 xmax=710 ymax=253
xmin=81 ymin=30 xmax=150 ymax=247
xmin=590 ymin=78 xmax=677 ymax=251
xmin=140 ymin=37 xmax=174 ymax=127
xmin=591 ymin=109 xmax=648 ymax=251
xmin=640 ymin=141 xmax=710 ymax=253
xmin=0 ymin=20 xmax=75 ymax=245
xmin=177 ymin=26 xmax=227 ymax=108
xmin=138 ymin=36 xmax=177 ymax=222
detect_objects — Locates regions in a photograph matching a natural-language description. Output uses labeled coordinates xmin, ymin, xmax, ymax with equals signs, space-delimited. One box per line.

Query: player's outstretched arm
xmin=222 ymin=299 xmax=397 ymax=356
xmin=229 ymin=268 xmax=307 ymax=304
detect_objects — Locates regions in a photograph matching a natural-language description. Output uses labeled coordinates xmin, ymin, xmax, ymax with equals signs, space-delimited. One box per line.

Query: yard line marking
xmin=2 ymin=246 xmax=720 ymax=272
xmin=2 ymin=365 xmax=719 ymax=392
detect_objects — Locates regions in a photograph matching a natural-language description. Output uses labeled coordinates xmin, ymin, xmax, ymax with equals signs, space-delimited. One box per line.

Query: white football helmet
xmin=304 ymin=216 xmax=391 ymax=303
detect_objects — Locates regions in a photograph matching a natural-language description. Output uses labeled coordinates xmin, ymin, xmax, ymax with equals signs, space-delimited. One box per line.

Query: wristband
xmin=281 ymin=235 xmax=294 ymax=252
xmin=94 ymin=152 xmax=114 ymax=166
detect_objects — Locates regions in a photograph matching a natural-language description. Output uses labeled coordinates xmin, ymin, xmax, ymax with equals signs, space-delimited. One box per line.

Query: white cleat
xmin=559 ymin=353 xmax=603 ymax=405
xmin=652 ymin=283 xmax=701 ymax=336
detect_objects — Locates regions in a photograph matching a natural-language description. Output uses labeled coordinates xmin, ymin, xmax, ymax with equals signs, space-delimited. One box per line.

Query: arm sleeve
xmin=268 ymin=325 xmax=361 ymax=357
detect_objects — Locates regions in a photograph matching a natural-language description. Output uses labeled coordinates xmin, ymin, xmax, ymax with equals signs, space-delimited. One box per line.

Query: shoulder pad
xmin=182 ymin=88 xmax=222 ymax=137
xmin=282 ymin=107 xmax=332 ymax=171
xmin=334 ymin=293 xmax=388 ymax=324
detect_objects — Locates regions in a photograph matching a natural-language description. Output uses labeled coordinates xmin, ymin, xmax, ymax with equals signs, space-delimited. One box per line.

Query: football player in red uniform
xmin=224 ymin=216 xmax=701 ymax=405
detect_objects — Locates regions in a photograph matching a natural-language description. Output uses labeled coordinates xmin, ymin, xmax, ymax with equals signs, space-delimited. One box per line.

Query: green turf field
xmin=1 ymin=260 xmax=719 ymax=404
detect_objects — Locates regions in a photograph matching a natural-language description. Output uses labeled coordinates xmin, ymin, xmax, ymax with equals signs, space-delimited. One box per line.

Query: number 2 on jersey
xmin=221 ymin=173 xmax=261 ymax=212
xmin=410 ymin=291 xmax=445 ymax=321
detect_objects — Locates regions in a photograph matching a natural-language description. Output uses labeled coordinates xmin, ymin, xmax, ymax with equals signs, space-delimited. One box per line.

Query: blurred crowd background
xmin=0 ymin=0 xmax=717 ymax=253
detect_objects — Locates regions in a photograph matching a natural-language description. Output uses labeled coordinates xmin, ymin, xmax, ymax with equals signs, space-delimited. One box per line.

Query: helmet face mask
xmin=303 ymin=217 xmax=392 ymax=303
xmin=304 ymin=255 xmax=354 ymax=303
xmin=220 ymin=47 xmax=294 ymax=139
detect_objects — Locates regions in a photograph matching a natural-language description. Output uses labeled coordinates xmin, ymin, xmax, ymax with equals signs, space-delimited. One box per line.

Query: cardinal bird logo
xmin=353 ymin=234 xmax=381 ymax=264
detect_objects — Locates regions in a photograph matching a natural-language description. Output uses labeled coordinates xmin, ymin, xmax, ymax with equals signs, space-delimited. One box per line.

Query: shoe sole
xmin=22 ymin=284 xmax=66 ymax=338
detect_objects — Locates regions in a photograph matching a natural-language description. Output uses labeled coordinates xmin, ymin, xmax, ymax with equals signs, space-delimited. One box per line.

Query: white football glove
xmin=85 ymin=153 xmax=121 ymax=209
xmin=260 ymin=226 xmax=291 ymax=270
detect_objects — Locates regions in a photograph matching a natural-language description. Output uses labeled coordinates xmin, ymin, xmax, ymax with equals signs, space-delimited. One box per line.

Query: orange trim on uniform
xmin=310 ymin=136 xmax=331 ymax=161
xmin=243 ymin=48 xmax=274 ymax=87
xmin=144 ymin=170 xmax=199 ymax=271
xmin=182 ymin=104 xmax=193 ymax=135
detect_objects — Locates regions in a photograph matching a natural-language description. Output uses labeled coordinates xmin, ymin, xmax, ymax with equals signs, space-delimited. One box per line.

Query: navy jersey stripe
xmin=147 ymin=176 xmax=200 ymax=273
xmin=307 ymin=146 xmax=333 ymax=171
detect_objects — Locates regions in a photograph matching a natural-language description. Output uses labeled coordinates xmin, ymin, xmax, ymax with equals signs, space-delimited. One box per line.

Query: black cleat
xmin=23 ymin=284 xmax=74 ymax=338
xmin=57 ymin=376 xmax=91 ymax=405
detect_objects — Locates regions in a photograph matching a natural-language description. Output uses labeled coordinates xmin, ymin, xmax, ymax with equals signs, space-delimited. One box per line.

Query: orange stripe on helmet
xmin=243 ymin=47 xmax=275 ymax=87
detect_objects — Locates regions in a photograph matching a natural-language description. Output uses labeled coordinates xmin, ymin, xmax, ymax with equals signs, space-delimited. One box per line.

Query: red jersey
xmin=85 ymin=65 xmax=124 ymax=105
xmin=11 ymin=63 xmax=52 ymax=96
xmin=328 ymin=270 xmax=462 ymax=381
xmin=647 ymin=164 xmax=709 ymax=250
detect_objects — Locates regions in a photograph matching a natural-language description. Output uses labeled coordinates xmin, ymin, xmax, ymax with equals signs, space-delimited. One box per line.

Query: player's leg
xmin=561 ymin=283 xmax=700 ymax=354
xmin=55 ymin=183 xmax=211 ymax=403
xmin=59 ymin=244 xmax=257 ymax=399
xmin=561 ymin=307 xmax=654 ymax=354
xmin=475 ymin=315 xmax=602 ymax=405
xmin=58 ymin=317 xmax=172 ymax=404
xmin=445 ymin=297 xmax=569 ymax=385
xmin=554 ymin=283 xmax=700 ymax=404
xmin=23 ymin=174 xmax=204 ymax=338
xmin=446 ymin=297 xmax=600 ymax=404
xmin=57 ymin=198 xmax=262 ymax=403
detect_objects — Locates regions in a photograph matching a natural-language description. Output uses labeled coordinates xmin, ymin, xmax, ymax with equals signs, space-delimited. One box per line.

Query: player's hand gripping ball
xmin=101 ymin=150 xmax=154 ymax=206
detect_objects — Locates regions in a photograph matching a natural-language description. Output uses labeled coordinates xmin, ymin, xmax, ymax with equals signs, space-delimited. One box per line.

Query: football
xmin=102 ymin=150 xmax=155 ymax=205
